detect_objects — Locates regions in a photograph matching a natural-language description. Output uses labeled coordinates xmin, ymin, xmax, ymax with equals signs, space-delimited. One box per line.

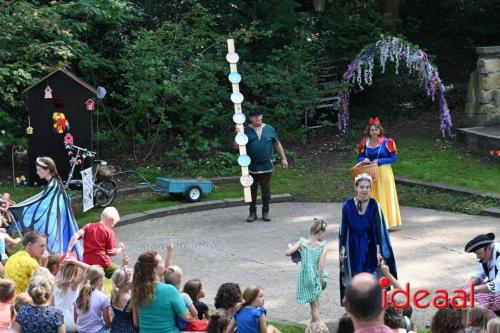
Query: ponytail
xmin=76 ymin=265 xmax=104 ymax=313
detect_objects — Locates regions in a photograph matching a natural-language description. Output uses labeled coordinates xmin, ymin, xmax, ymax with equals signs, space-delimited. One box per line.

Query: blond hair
xmin=31 ymin=267 xmax=54 ymax=285
xmin=164 ymin=265 xmax=183 ymax=288
xmin=111 ymin=266 xmax=133 ymax=305
xmin=487 ymin=318 xmax=500 ymax=333
xmin=101 ymin=207 xmax=120 ymax=224
xmin=76 ymin=265 xmax=104 ymax=313
xmin=56 ymin=261 xmax=80 ymax=293
xmin=13 ymin=292 xmax=32 ymax=312
xmin=28 ymin=274 xmax=53 ymax=305
xmin=305 ymin=321 xmax=329 ymax=333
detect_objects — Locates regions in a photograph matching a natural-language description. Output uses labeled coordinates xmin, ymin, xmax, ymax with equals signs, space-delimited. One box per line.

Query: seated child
xmin=206 ymin=309 xmax=230 ymax=333
xmin=165 ymin=266 xmax=208 ymax=331
xmin=0 ymin=232 xmax=21 ymax=262
xmin=47 ymin=254 xmax=62 ymax=276
xmin=183 ymin=279 xmax=209 ymax=320
xmin=226 ymin=285 xmax=281 ymax=333
xmin=0 ymin=193 xmax=16 ymax=237
xmin=164 ymin=242 xmax=208 ymax=332
xmin=465 ymin=306 xmax=491 ymax=333
xmin=0 ymin=279 xmax=16 ymax=331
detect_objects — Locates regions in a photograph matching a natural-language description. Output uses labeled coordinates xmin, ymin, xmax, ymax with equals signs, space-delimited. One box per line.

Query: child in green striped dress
xmin=286 ymin=219 xmax=330 ymax=323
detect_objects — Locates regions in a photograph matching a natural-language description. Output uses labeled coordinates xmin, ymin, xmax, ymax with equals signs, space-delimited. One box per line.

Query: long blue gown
xmin=8 ymin=178 xmax=83 ymax=259
xmin=338 ymin=197 xmax=397 ymax=300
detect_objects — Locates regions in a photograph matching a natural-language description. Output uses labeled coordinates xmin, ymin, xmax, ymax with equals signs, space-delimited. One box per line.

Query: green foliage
xmin=316 ymin=0 xmax=396 ymax=67
xmin=1 ymin=0 xmax=499 ymax=163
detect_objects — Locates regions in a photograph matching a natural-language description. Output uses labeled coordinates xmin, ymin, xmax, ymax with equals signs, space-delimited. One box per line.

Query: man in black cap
xmin=461 ymin=232 xmax=500 ymax=315
xmin=244 ymin=105 xmax=288 ymax=222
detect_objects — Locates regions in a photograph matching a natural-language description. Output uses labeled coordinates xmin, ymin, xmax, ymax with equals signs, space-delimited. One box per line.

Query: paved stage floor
xmin=114 ymin=202 xmax=499 ymax=329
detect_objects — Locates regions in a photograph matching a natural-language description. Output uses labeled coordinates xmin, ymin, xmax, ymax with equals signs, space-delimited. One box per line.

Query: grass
xmin=394 ymin=138 xmax=500 ymax=193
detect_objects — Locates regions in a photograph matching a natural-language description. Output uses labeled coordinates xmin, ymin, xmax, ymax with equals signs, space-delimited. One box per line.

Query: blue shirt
xmin=244 ymin=124 xmax=279 ymax=173
xmin=16 ymin=304 xmax=64 ymax=333
xmin=234 ymin=306 xmax=267 ymax=333
xmin=138 ymin=282 xmax=188 ymax=333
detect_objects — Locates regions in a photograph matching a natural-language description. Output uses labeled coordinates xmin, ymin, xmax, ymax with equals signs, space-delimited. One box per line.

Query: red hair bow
xmin=369 ymin=117 xmax=380 ymax=125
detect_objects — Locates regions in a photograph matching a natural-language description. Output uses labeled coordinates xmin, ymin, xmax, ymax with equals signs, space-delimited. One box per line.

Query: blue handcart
xmin=142 ymin=177 xmax=213 ymax=202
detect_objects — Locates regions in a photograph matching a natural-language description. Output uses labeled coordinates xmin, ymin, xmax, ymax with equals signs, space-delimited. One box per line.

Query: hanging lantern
xmin=26 ymin=116 xmax=33 ymax=135
xmin=44 ymin=86 xmax=53 ymax=99
xmin=85 ymin=98 xmax=95 ymax=111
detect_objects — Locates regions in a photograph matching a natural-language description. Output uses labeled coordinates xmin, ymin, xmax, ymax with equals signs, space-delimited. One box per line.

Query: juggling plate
xmin=226 ymin=52 xmax=239 ymax=64
xmin=228 ymin=72 xmax=241 ymax=84
xmin=231 ymin=92 xmax=244 ymax=104
xmin=235 ymin=133 xmax=248 ymax=145
xmin=237 ymin=154 xmax=251 ymax=167
xmin=232 ymin=112 xmax=245 ymax=124
xmin=240 ymin=175 xmax=254 ymax=187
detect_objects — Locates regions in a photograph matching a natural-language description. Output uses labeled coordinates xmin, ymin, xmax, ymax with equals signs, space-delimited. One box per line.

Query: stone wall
xmin=464 ymin=46 xmax=500 ymax=126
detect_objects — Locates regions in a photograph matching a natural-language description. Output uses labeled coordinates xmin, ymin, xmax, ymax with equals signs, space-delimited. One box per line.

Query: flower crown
xmin=36 ymin=157 xmax=48 ymax=168
xmin=354 ymin=173 xmax=372 ymax=184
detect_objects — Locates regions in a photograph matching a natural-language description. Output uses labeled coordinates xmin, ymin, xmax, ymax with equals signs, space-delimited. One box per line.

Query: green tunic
xmin=296 ymin=237 xmax=328 ymax=304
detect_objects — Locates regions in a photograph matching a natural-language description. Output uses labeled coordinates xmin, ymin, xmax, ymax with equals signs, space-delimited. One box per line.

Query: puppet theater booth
xmin=23 ymin=69 xmax=97 ymax=185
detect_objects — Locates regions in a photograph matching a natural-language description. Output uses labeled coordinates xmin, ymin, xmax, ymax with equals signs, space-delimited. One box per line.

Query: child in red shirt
xmin=66 ymin=207 xmax=125 ymax=278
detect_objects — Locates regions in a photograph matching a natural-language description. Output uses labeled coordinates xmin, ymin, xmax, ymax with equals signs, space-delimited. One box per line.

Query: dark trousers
xmin=249 ymin=172 xmax=272 ymax=213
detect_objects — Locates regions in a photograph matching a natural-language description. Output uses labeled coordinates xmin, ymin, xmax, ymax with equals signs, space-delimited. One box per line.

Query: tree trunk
xmin=379 ymin=0 xmax=399 ymax=33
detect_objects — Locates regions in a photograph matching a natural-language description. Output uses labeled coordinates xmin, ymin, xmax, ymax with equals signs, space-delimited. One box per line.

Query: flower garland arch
xmin=338 ymin=35 xmax=452 ymax=137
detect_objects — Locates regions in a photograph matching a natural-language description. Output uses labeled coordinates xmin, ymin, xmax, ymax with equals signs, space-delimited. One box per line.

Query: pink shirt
xmin=355 ymin=325 xmax=394 ymax=333
xmin=0 ymin=302 xmax=12 ymax=330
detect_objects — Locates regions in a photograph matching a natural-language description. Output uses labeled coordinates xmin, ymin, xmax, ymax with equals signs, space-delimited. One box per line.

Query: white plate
xmin=237 ymin=154 xmax=251 ymax=167
xmin=232 ymin=112 xmax=246 ymax=124
xmin=240 ymin=175 xmax=254 ymax=187
xmin=235 ymin=133 xmax=248 ymax=145
xmin=226 ymin=52 xmax=240 ymax=64
xmin=230 ymin=92 xmax=244 ymax=104
xmin=228 ymin=72 xmax=241 ymax=84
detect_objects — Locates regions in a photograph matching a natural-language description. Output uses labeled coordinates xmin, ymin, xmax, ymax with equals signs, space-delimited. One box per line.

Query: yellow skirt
xmin=371 ymin=164 xmax=402 ymax=229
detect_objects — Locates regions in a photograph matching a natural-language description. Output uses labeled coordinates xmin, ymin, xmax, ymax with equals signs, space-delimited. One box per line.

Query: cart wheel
xmin=184 ymin=185 xmax=202 ymax=202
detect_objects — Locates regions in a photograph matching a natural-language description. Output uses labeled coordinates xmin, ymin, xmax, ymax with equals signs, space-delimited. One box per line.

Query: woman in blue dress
xmin=9 ymin=156 xmax=82 ymax=258
xmin=339 ymin=173 xmax=397 ymax=301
